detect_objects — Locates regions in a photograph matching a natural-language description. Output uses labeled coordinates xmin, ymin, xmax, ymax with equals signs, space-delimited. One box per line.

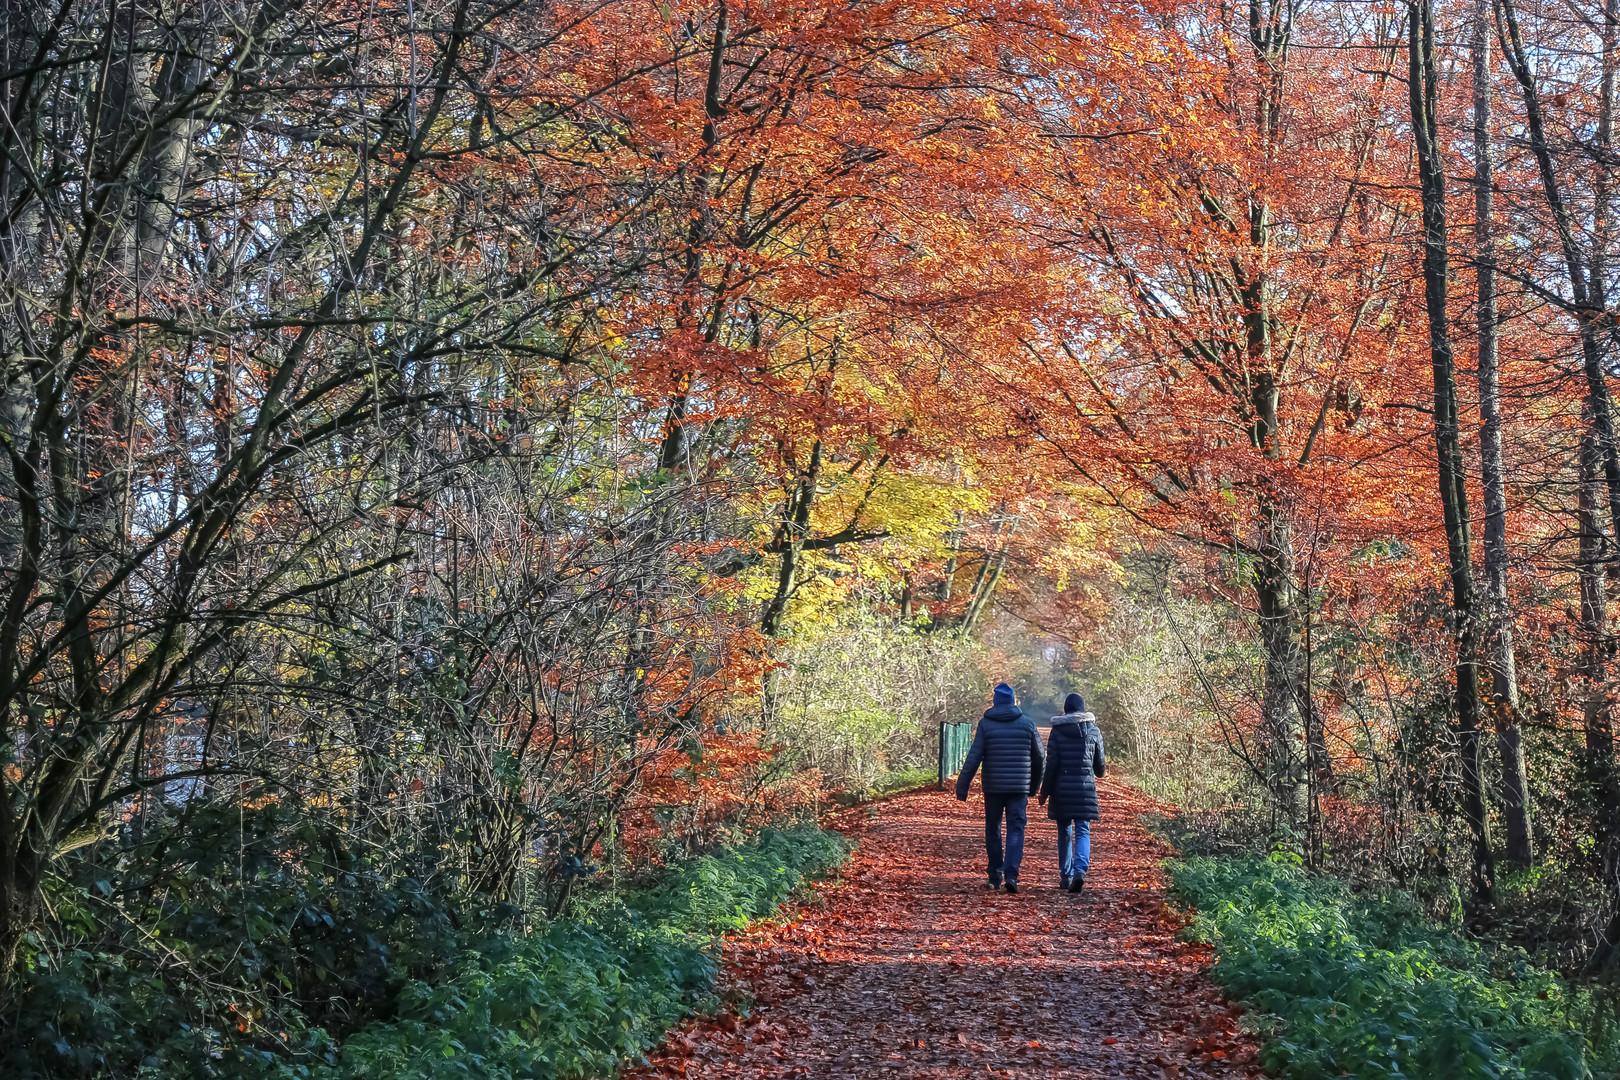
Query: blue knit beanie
xmin=1064 ymin=693 xmax=1085 ymax=713
xmin=993 ymin=682 xmax=1015 ymax=705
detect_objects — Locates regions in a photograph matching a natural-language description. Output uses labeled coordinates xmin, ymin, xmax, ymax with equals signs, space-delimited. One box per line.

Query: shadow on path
xmin=627 ymin=782 xmax=1262 ymax=1080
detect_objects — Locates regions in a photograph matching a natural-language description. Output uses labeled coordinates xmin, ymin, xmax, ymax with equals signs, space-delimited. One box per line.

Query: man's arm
xmin=1093 ymin=726 xmax=1106 ymax=778
xmin=1028 ymin=722 xmax=1046 ymax=796
xmin=955 ymin=724 xmax=986 ymax=800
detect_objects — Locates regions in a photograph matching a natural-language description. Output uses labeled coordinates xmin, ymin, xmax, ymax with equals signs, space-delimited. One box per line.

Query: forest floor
xmin=626 ymin=781 xmax=1264 ymax=1080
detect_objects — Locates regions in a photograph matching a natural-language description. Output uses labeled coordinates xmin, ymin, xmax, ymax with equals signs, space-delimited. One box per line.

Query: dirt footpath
xmin=627 ymin=782 xmax=1263 ymax=1080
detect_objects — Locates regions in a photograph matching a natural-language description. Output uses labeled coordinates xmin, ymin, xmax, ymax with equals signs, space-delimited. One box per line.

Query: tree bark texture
xmin=1410 ymin=0 xmax=1495 ymax=905
xmin=761 ymin=439 xmax=823 ymax=638
xmin=1473 ymin=0 xmax=1533 ymax=869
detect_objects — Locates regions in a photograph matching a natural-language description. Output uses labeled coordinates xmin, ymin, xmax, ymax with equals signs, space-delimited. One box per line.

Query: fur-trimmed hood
xmin=1048 ymin=711 xmax=1097 ymax=726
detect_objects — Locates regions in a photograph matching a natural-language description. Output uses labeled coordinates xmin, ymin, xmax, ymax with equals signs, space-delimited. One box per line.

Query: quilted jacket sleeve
xmin=954 ymin=722 xmax=986 ymax=799
xmin=1038 ymin=730 xmax=1060 ymax=800
xmin=1028 ymin=720 xmax=1046 ymax=796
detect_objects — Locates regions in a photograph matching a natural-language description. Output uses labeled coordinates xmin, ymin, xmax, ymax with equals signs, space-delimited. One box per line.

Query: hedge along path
xmin=626 ymin=782 xmax=1262 ymax=1080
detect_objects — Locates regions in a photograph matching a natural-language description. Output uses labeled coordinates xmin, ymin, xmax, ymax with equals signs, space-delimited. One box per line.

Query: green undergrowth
xmin=830 ymin=766 xmax=938 ymax=806
xmin=1169 ymin=856 xmax=1620 ymax=1080
xmin=875 ymin=765 xmax=939 ymax=797
xmin=10 ymin=824 xmax=851 ymax=1080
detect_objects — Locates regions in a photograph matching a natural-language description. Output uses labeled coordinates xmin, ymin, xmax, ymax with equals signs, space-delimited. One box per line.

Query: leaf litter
xmin=626 ymin=780 xmax=1263 ymax=1079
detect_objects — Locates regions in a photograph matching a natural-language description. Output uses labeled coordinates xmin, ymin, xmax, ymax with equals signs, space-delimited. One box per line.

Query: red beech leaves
xmin=628 ymin=781 xmax=1262 ymax=1080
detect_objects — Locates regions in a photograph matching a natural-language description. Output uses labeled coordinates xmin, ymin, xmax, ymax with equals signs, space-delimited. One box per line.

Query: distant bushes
xmin=1170 ymin=856 xmax=1619 ymax=1080
xmin=6 ymin=822 xmax=849 ymax=1080
xmin=764 ymin=606 xmax=990 ymax=792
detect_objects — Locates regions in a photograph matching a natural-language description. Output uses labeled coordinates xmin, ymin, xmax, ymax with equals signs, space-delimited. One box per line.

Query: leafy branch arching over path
xmin=629 ymin=785 xmax=1262 ymax=1080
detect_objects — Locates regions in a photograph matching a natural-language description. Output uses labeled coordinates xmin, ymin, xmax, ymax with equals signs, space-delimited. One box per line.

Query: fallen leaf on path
xmin=626 ymin=784 xmax=1260 ymax=1080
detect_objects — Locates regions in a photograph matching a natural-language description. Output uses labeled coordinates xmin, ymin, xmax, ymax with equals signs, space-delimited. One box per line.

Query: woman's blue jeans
xmin=1057 ymin=819 xmax=1091 ymax=879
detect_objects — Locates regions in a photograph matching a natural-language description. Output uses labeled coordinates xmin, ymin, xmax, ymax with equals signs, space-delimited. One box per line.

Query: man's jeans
xmin=984 ymin=793 xmax=1028 ymax=884
xmin=1057 ymin=818 xmax=1092 ymax=879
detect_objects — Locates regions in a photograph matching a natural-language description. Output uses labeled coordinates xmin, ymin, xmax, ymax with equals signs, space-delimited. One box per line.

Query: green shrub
xmin=629 ymin=825 xmax=851 ymax=935
xmin=828 ymin=766 xmax=939 ymax=807
xmin=306 ymin=826 xmax=847 ymax=1080
xmin=305 ymin=921 xmax=717 ymax=1080
xmin=10 ymin=803 xmax=462 ymax=1079
xmin=7 ymin=823 xmax=851 ymax=1080
xmin=1169 ymin=856 xmax=1616 ymax=1080
xmin=875 ymin=767 xmax=938 ymax=797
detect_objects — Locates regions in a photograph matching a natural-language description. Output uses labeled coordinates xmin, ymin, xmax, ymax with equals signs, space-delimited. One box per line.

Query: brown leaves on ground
xmin=627 ymin=780 xmax=1263 ymax=1080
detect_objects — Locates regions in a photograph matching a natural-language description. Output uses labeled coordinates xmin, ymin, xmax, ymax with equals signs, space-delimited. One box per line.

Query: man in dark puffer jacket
xmin=954 ymin=682 xmax=1045 ymax=893
xmin=1038 ymin=692 xmax=1106 ymax=893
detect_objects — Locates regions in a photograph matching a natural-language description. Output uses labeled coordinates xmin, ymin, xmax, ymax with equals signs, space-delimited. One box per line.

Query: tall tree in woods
xmin=1494 ymin=0 xmax=1620 ymax=930
xmin=1472 ymin=0 xmax=1533 ymax=870
xmin=1408 ymin=0 xmax=1495 ymax=904
xmin=1000 ymin=0 xmax=1424 ymax=845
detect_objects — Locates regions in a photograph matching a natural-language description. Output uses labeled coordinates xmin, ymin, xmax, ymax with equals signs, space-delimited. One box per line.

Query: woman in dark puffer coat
xmin=1038 ymin=693 xmax=1106 ymax=893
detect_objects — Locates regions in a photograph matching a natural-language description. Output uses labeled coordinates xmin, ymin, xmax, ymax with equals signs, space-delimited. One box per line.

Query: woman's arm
xmin=1039 ymin=732 xmax=1060 ymax=800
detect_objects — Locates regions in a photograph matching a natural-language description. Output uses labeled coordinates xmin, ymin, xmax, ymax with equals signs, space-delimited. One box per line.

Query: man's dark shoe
xmin=1004 ymin=879 xmax=1019 ymax=894
xmin=1059 ymin=875 xmax=1072 ymax=891
xmin=1069 ymin=872 xmax=1085 ymax=894
xmin=986 ymin=879 xmax=1002 ymax=891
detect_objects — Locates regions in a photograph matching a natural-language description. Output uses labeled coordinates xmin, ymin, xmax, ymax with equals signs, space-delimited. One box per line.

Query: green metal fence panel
xmin=937 ymin=721 xmax=972 ymax=789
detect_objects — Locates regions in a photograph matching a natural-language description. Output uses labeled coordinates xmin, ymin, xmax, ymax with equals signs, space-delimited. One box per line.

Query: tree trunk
xmin=761 ymin=439 xmax=822 ymax=637
xmin=1257 ymin=498 xmax=1307 ymax=826
xmin=1241 ymin=0 xmax=1309 ymax=831
xmin=1410 ymin=0 xmax=1495 ymax=905
xmin=1251 ymin=296 xmax=1306 ymax=828
xmin=1578 ymin=424 xmax=1620 ymax=967
xmin=659 ymin=2 xmax=729 ymax=474
xmin=1579 ymin=423 xmax=1616 ymax=821
xmin=1473 ymin=0 xmax=1533 ymax=869
xmin=960 ymin=507 xmax=1014 ymax=637
xmin=960 ymin=542 xmax=1009 ymax=637
xmin=1595 ymin=0 xmax=1620 ymax=960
